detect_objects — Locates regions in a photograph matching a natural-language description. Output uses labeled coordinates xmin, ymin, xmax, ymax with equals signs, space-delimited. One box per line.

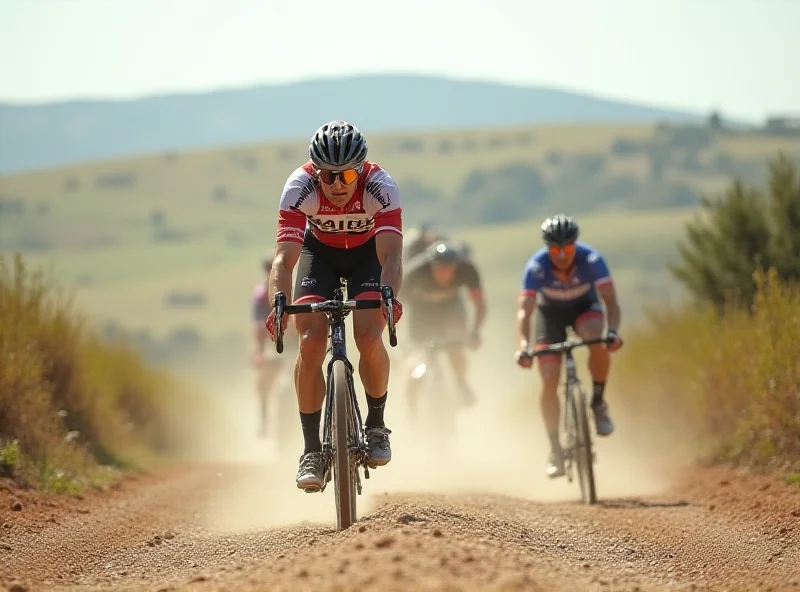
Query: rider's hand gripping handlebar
xmin=381 ymin=285 xmax=398 ymax=348
xmin=273 ymin=291 xmax=287 ymax=354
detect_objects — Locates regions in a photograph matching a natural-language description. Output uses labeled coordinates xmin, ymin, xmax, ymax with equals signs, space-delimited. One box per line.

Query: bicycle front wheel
xmin=332 ymin=360 xmax=358 ymax=530
xmin=570 ymin=385 xmax=597 ymax=504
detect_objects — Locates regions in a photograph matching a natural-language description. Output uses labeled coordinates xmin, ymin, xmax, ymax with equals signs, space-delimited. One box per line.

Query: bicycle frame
xmin=526 ymin=336 xmax=612 ymax=502
xmin=272 ymin=283 xmax=398 ymax=492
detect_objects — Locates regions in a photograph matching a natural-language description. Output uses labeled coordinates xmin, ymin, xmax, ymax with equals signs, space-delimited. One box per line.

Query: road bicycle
xmin=273 ymin=282 xmax=398 ymax=530
xmin=407 ymin=336 xmax=471 ymax=448
xmin=523 ymin=336 xmax=614 ymax=505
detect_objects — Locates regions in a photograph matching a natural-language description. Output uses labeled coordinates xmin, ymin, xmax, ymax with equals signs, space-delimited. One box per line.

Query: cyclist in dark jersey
xmin=403 ymin=241 xmax=487 ymax=408
xmin=404 ymin=223 xmax=449 ymax=262
xmin=514 ymin=214 xmax=623 ymax=479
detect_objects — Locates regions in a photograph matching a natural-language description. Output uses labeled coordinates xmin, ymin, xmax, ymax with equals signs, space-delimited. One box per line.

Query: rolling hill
xmin=0 ymin=74 xmax=709 ymax=174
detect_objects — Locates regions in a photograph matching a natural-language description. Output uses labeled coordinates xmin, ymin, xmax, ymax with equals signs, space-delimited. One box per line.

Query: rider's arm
xmin=597 ymin=282 xmax=621 ymax=332
xmin=269 ymin=241 xmax=301 ymax=305
xmin=589 ymin=251 xmax=621 ymax=332
xmin=517 ymin=258 xmax=542 ymax=350
xmin=269 ymin=168 xmax=313 ymax=304
xmin=464 ymin=263 xmax=486 ymax=335
xmin=376 ymin=233 xmax=403 ymax=295
xmin=366 ymin=166 xmax=404 ymax=295
xmin=517 ymin=294 xmax=536 ymax=350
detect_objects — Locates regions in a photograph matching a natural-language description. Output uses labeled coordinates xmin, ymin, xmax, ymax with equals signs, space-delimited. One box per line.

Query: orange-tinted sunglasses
xmin=316 ymin=168 xmax=359 ymax=186
xmin=548 ymin=243 xmax=576 ymax=258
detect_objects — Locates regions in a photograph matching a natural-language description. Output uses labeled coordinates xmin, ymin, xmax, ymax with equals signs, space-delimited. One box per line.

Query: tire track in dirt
xmin=1 ymin=462 xmax=798 ymax=592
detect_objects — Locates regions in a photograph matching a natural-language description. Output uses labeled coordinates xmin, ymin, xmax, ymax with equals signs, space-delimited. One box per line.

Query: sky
xmin=1 ymin=0 xmax=797 ymax=120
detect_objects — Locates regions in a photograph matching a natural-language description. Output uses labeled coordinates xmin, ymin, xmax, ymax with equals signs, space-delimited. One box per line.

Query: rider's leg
xmin=446 ymin=347 xmax=476 ymax=406
xmin=404 ymin=306 xmax=427 ymax=416
xmin=445 ymin=301 xmax=475 ymax=406
xmin=353 ymin=299 xmax=392 ymax=466
xmin=535 ymin=307 xmax=567 ymax=477
xmin=575 ymin=306 xmax=614 ymax=436
xmin=292 ymin=301 xmax=329 ymax=489
xmin=291 ymin=245 xmax=340 ymax=490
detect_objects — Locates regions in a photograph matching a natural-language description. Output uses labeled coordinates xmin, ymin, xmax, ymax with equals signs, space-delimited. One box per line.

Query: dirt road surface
xmin=2 ymin=410 xmax=798 ymax=591
xmin=2 ymin=338 xmax=799 ymax=591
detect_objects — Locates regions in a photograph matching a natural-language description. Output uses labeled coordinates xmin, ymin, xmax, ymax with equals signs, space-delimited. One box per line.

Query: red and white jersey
xmin=275 ymin=161 xmax=403 ymax=249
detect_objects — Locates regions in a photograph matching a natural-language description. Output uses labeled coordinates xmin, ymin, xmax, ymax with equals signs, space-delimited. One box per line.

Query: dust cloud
xmin=178 ymin=300 xmax=693 ymax=535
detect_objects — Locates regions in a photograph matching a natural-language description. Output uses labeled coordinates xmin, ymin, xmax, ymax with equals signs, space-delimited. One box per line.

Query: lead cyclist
xmin=265 ymin=120 xmax=405 ymax=492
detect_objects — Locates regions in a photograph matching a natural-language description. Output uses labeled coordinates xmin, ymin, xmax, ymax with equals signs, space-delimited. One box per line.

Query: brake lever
xmin=274 ymin=291 xmax=286 ymax=354
xmin=381 ymin=285 xmax=398 ymax=347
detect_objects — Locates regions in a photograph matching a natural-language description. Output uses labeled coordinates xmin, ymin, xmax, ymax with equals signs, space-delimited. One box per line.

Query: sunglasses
xmin=316 ymin=168 xmax=359 ymax=186
xmin=548 ymin=243 xmax=576 ymax=258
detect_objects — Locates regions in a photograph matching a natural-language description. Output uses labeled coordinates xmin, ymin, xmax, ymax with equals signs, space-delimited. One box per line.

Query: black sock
xmin=592 ymin=382 xmax=606 ymax=406
xmin=300 ymin=410 xmax=322 ymax=454
xmin=548 ymin=430 xmax=561 ymax=452
xmin=365 ymin=392 xmax=387 ymax=429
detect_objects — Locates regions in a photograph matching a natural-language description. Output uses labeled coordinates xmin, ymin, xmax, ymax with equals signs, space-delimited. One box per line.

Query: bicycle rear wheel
xmin=332 ymin=360 xmax=358 ymax=530
xmin=571 ymin=385 xmax=597 ymax=504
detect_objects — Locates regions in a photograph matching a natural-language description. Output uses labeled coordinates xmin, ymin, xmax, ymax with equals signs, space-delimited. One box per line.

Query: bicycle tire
xmin=572 ymin=385 xmax=597 ymax=504
xmin=332 ymin=360 xmax=358 ymax=530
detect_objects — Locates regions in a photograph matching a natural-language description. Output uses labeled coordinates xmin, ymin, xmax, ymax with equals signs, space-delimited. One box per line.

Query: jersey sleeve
xmin=587 ymin=250 xmax=613 ymax=287
xmin=460 ymin=262 xmax=484 ymax=303
xmin=276 ymin=168 xmax=317 ymax=243
xmin=520 ymin=257 xmax=543 ymax=297
xmin=460 ymin=262 xmax=482 ymax=290
xmin=363 ymin=167 xmax=402 ymax=237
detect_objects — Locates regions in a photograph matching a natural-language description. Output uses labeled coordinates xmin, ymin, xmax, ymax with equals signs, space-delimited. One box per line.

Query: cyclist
xmin=403 ymin=241 xmax=486 ymax=409
xmin=514 ymin=214 xmax=623 ymax=479
xmin=265 ymin=120 xmax=404 ymax=492
xmin=251 ymin=254 xmax=295 ymax=437
xmin=404 ymin=223 xmax=449 ymax=261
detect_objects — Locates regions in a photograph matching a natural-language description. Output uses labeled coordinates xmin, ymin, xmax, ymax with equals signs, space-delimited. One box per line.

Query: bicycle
xmin=407 ymin=336 xmax=471 ymax=446
xmin=523 ymin=336 xmax=614 ymax=505
xmin=272 ymin=282 xmax=398 ymax=531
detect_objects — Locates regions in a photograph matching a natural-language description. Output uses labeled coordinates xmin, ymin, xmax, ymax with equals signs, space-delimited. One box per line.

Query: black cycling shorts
xmin=407 ymin=296 xmax=467 ymax=345
xmin=535 ymin=299 xmax=604 ymax=345
xmin=293 ymin=230 xmax=383 ymax=302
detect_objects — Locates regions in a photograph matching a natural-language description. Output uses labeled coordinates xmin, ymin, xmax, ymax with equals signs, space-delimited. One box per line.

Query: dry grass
xmin=0 ymin=254 xmax=212 ymax=491
xmin=615 ymin=268 xmax=800 ymax=472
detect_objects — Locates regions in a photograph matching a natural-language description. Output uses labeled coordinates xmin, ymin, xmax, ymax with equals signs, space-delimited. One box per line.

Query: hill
xmin=0 ymin=74 xmax=709 ymax=173
xmin=2 ymin=120 xmax=799 ymax=373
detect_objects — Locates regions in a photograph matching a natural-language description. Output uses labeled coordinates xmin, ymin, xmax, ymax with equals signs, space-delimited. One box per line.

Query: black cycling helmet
xmin=309 ymin=120 xmax=368 ymax=171
xmin=541 ymin=214 xmax=580 ymax=246
xmin=427 ymin=241 xmax=462 ymax=265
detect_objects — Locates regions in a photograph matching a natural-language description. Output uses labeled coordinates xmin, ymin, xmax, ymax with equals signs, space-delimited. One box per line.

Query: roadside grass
xmin=0 ymin=254 xmax=214 ymax=492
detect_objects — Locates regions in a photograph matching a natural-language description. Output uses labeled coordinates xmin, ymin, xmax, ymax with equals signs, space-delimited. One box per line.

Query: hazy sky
xmin=1 ymin=0 xmax=797 ymax=120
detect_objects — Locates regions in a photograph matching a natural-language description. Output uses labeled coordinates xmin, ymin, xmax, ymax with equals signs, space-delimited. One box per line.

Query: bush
xmin=671 ymin=152 xmax=800 ymax=311
xmin=615 ymin=269 xmax=800 ymax=472
xmin=0 ymin=254 xmax=209 ymax=491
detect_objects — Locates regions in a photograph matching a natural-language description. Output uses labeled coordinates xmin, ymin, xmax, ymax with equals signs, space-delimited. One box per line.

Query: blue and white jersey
xmin=520 ymin=242 xmax=613 ymax=308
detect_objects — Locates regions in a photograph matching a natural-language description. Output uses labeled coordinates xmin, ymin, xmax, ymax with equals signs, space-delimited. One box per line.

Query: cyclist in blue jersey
xmin=514 ymin=214 xmax=623 ymax=479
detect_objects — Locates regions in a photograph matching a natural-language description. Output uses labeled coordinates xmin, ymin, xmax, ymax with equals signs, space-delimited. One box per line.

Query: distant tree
xmin=150 ymin=210 xmax=166 ymax=226
xmin=670 ymin=152 xmax=800 ymax=311
xmin=457 ymin=163 xmax=548 ymax=224
xmin=436 ymin=139 xmax=455 ymax=154
xmin=398 ymin=138 xmax=424 ymax=153
xmin=767 ymin=154 xmax=800 ymax=283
